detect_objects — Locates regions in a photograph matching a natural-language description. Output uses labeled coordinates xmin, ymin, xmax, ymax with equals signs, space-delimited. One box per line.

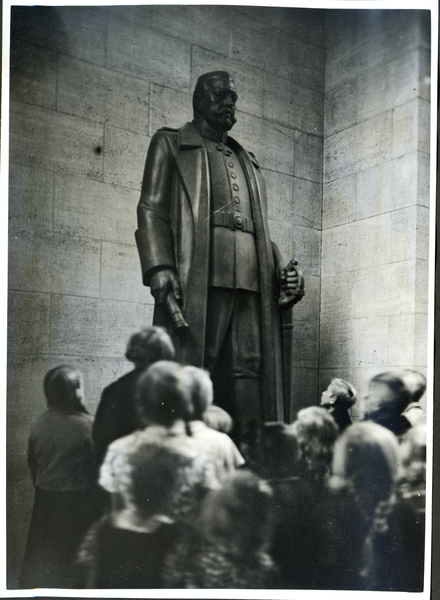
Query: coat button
xmin=234 ymin=196 xmax=240 ymax=204
xmin=232 ymin=184 xmax=239 ymax=191
xmin=230 ymin=172 xmax=237 ymax=179
xmin=234 ymin=214 xmax=244 ymax=229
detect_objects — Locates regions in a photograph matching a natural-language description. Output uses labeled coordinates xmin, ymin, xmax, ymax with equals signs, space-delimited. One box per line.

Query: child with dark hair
xmin=247 ymin=422 xmax=300 ymax=480
xmin=138 ymin=359 xmax=193 ymax=426
xmin=163 ymin=470 xmax=278 ymax=588
xmin=363 ymin=371 xmax=425 ymax=438
xmin=248 ymin=422 xmax=319 ymax=588
xmin=79 ymin=443 xmax=210 ymax=588
xmin=84 ymin=362 xmax=221 ymax=588
xmin=20 ymin=366 xmax=102 ymax=588
xmin=92 ymin=326 xmax=175 ymax=465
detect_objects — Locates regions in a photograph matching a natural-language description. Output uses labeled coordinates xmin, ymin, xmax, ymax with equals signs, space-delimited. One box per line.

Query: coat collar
xmin=178 ymin=122 xmax=204 ymax=150
xmin=177 ymin=121 xmax=233 ymax=150
xmin=178 ymin=121 xmax=260 ymax=169
xmin=178 ymin=121 xmax=229 ymax=148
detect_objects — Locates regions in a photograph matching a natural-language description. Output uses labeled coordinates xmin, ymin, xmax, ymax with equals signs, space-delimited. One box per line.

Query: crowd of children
xmin=20 ymin=326 xmax=427 ymax=591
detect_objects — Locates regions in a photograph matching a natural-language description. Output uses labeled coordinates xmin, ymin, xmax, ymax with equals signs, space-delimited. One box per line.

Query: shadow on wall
xmin=10 ymin=7 xmax=69 ymax=71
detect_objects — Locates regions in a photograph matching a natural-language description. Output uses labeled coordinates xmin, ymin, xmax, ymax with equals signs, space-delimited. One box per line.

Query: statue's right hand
xmin=150 ymin=269 xmax=182 ymax=305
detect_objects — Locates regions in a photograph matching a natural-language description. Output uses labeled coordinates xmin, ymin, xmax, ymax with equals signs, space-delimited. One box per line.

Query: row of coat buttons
xmin=227 ymin=162 xmax=240 ymax=203
xmin=216 ymin=144 xmax=241 ymax=205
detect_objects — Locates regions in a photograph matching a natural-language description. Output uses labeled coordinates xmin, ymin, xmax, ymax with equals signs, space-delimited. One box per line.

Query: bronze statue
xmin=135 ymin=71 xmax=303 ymax=443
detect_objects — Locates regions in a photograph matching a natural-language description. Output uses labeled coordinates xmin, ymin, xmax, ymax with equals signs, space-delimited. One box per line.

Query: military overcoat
xmin=135 ymin=121 xmax=285 ymax=421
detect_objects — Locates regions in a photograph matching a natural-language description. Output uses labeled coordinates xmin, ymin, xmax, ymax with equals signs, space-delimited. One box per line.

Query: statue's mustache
xmin=219 ymin=109 xmax=236 ymax=123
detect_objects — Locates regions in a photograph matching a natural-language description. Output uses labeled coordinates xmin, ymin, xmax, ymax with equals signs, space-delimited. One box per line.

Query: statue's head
xmin=193 ymin=71 xmax=237 ymax=132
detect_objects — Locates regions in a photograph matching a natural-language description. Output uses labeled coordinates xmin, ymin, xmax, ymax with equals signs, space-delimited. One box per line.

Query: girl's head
xmin=125 ymin=326 xmax=175 ymax=369
xmin=43 ymin=365 xmax=87 ymax=413
xmin=330 ymin=422 xmax=398 ymax=517
xmin=138 ymin=361 xmax=193 ymax=426
xmin=292 ymin=406 xmax=338 ymax=482
xmin=199 ymin=470 xmax=273 ymax=554
xmin=180 ymin=366 xmax=213 ymax=420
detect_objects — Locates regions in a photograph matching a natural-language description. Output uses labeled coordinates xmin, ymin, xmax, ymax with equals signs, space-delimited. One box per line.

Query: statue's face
xmin=197 ymin=77 xmax=238 ymax=132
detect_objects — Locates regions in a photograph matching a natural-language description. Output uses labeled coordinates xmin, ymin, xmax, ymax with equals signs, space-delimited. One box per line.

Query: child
xmin=327 ymin=422 xmax=424 ymax=591
xmin=20 ymin=366 xmax=101 ymax=588
xmin=320 ymin=378 xmax=357 ymax=433
xmin=98 ymin=361 xmax=220 ymax=527
xmin=247 ymin=422 xmax=318 ymax=588
xmin=292 ymin=406 xmax=339 ymax=485
xmin=363 ymin=371 xmax=424 ymax=438
xmin=183 ymin=365 xmax=244 ymax=473
xmin=79 ymin=443 xmax=208 ymax=588
xmin=163 ymin=470 xmax=278 ymax=588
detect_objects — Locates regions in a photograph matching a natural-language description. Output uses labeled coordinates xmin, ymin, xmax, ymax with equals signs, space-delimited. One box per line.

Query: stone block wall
xmin=8 ymin=6 xmax=325 ymax=585
xmin=320 ymin=10 xmax=431 ymax=416
xmin=8 ymin=6 xmax=432 ymax=587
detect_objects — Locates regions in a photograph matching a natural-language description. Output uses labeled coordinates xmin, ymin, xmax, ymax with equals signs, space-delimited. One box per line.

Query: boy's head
xmin=320 ymin=378 xmax=357 ymax=411
xmin=363 ymin=371 xmax=412 ymax=424
xmin=199 ymin=470 xmax=272 ymax=553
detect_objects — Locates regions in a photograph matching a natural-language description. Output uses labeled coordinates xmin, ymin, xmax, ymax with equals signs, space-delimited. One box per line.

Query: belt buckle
xmin=233 ymin=213 xmax=244 ymax=230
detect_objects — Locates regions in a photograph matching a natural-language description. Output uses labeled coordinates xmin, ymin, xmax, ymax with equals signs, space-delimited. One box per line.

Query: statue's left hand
xmin=277 ymin=259 xmax=305 ymax=307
